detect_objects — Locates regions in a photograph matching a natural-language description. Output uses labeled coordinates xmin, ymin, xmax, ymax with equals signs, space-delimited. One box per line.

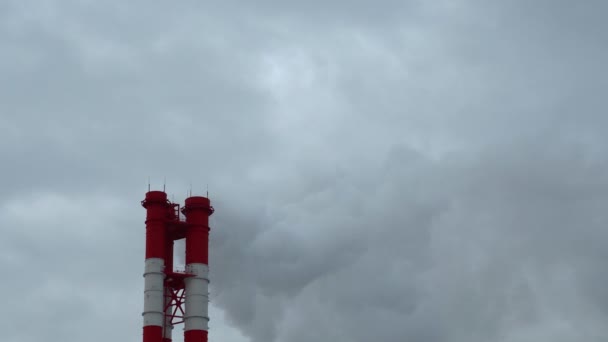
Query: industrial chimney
xmin=142 ymin=190 xmax=214 ymax=342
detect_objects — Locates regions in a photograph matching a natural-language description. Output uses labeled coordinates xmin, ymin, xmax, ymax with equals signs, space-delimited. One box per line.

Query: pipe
xmin=163 ymin=239 xmax=174 ymax=342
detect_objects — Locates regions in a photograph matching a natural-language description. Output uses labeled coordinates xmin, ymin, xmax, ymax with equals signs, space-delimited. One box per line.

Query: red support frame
xmin=164 ymin=271 xmax=195 ymax=325
xmin=165 ymin=287 xmax=186 ymax=325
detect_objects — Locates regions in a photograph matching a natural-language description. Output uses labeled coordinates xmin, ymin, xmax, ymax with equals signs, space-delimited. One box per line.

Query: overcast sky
xmin=2 ymin=1 xmax=608 ymax=341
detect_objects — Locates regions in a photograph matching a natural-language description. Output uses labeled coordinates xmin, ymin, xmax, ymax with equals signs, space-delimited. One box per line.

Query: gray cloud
xmin=2 ymin=1 xmax=608 ymax=341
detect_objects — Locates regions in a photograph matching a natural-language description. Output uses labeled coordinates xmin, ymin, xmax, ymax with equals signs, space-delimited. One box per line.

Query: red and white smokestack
xmin=142 ymin=191 xmax=168 ymax=342
xmin=182 ymin=196 xmax=214 ymax=342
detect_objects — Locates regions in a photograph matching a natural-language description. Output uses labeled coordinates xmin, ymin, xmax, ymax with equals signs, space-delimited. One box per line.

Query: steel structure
xmin=142 ymin=190 xmax=214 ymax=342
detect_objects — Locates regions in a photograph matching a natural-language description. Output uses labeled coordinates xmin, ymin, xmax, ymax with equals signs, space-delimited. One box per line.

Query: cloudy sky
xmin=2 ymin=1 xmax=608 ymax=341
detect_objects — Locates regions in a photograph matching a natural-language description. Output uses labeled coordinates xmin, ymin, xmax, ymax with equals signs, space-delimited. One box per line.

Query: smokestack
xmin=182 ymin=196 xmax=214 ymax=342
xmin=142 ymin=191 xmax=214 ymax=342
xmin=142 ymin=191 xmax=168 ymax=342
